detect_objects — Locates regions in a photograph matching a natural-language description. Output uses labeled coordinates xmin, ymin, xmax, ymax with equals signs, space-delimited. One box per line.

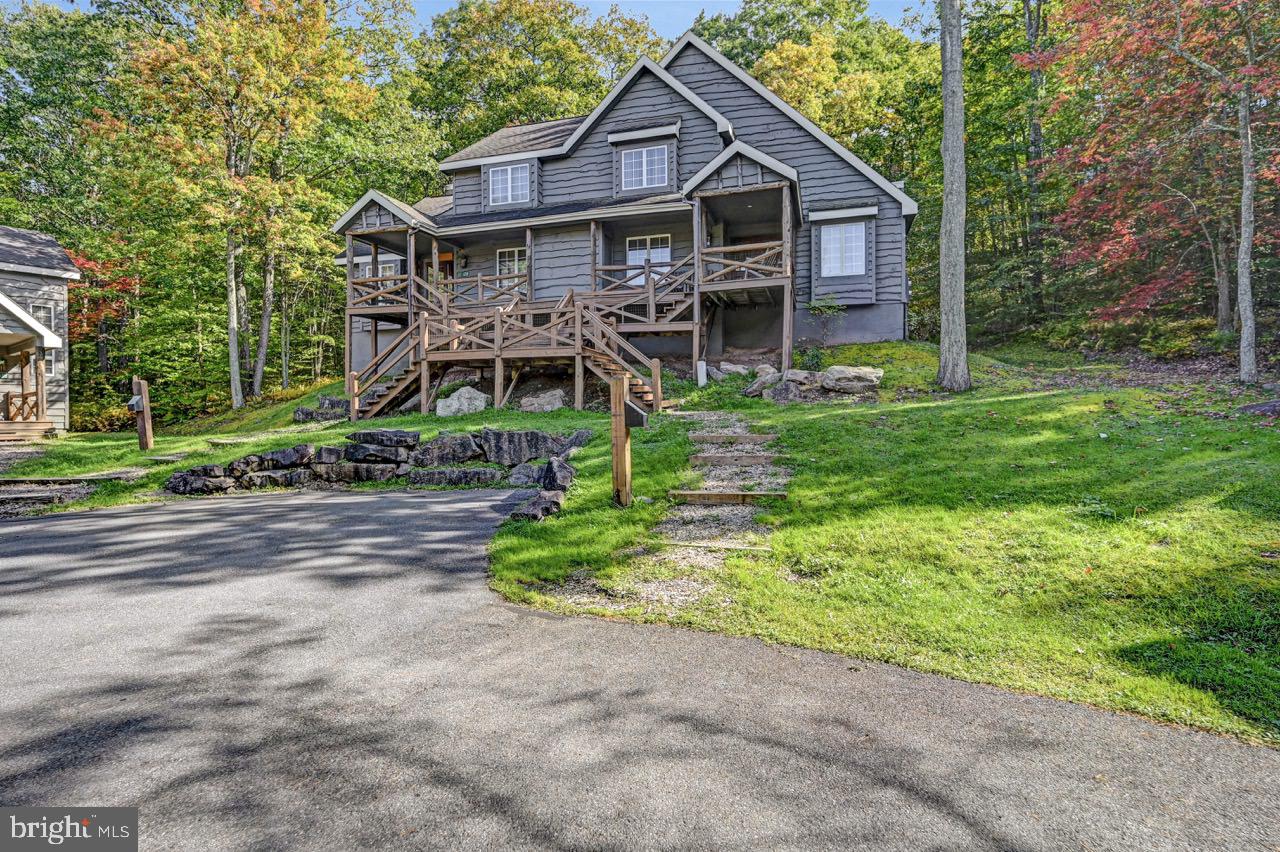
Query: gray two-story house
xmin=0 ymin=226 xmax=74 ymax=438
xmin=333 ymin=32 xmax=916 ymax=419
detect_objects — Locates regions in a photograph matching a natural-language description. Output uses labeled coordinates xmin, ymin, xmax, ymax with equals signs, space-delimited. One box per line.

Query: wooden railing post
xmin=651 ymin=358 xmax=662 ymax=412
xmin=493 ymin=306 xmax=504 ymax=409
xmin=590 ymin=220 xmax=599 ymax=291
xmin=2 ymin=391 xmax=11 ymax=422
xmin=692 ymin=197 xmax=704 ymax=383
xmin=645 ymin=258 xmax=655 ymax=321
xmin=406 ymin=230 xmax=416 ymax=316
xmin=34 ymin=355 xmax=46 ymax=420
xmin=349 ymin=371 xmax=360 ymax=422
xmin=610 ymin=374 xmax=632 ymax=507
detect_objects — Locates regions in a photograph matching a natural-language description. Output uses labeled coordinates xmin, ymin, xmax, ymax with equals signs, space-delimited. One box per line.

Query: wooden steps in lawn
xmin=689 ymin=453 xmax=778 ymax=466
xmin=668 ymin=489 xmax=786 ymax=505
xmin=688 ymin=433 xmax=777 ymax=444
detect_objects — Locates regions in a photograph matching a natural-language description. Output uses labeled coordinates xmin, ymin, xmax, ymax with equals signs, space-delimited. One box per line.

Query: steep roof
xmin=440 ymin=116 xmax=585 ymax=166
xmin=413 ymin=194 xmax=454 ymax=218
xmin=0 ymin=226 xmax=80 ymax=278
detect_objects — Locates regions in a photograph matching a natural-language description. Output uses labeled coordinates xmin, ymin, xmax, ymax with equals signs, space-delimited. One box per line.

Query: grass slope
xmin=8 ymin=342 xmax=1278 ymax=744
xmin=496 ymin=342 xmax=1280 ymax=745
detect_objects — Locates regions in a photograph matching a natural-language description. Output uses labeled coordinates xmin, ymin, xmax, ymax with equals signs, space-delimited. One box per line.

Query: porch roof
xmin=0 ymin=290 xmax=61 ymax=349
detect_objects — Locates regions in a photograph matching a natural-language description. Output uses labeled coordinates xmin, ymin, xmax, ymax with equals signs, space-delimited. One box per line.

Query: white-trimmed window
xmin=621 ymin=145 xmax=668 ymax=190
xmin=29 ymin=303 xmax=56 ymax=377
xmin=820 ymin=222 xmax=867 ymax=277
xmin=379 ymin=262 xmax=397 ymax=279
xmin=489 ymin=164 xmax=531 ymax=205
xmin=496 ymin=247 xmax=528 ymax=276
xmin=625 ymin=234 xmax=671 ymax=268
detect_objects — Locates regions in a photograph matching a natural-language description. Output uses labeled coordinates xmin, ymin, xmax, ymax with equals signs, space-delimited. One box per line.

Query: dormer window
xmin=489 ymin=163 xmax=530 ymax=205
xmin=621 ymin=145 xmax=668 ymax=190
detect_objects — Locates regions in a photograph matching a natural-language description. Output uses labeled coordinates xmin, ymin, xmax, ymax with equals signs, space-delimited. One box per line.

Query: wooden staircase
xmin=0 ymin=420 xmax=55 ymax=442
xmin=349 ymin=299 xmax=671 ymax=420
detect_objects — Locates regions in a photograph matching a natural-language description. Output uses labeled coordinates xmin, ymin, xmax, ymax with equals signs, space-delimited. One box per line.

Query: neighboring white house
xmin=0 ymin=225 xmax=76 ymax=438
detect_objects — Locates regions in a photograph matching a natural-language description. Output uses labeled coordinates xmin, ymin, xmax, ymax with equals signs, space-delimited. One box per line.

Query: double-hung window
xmin=620 ymin=145 xmax=668 ymax=191
xmin=496 ymin=247 xmax=528 ymax=276
xmin=625 ymin=235 xmax=671 ymax=269
xmin=489 ymin=163 xmax=530 ymax=206
xmin=29 ymin=304 xmax=56 ymax=377
xmin=820 ymin=222 xmax=867 ymax=278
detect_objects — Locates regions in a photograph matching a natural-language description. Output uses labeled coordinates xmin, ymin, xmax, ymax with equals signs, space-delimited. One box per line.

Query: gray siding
xmin=532 ymin=225 xmax=592 ymax=299
xmin=541 ymin=68 xmax=722 ymax=205
xmin=355 ymin=202 xmax=399 ymax=230
xmin=480 ymin=159 xmax=539 ymax=214
xmin=665 ymin=45 xmax=906 ymax=308
xmin=695 ymin=153 xmax=785 ymax=193
xmin=451 ymin=170 xmax=483 ymax=215
xmin=0 ymin=269 xmax=69 ymax=431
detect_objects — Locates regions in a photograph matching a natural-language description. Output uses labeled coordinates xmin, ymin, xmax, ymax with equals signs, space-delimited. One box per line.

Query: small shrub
xmin=70 ymin=399 xmax=133 ymax=432
xmin=794 ymin=347 xmax=824 ymax=372
xmin=1138 ymin=318 xmax=1216 ymax=360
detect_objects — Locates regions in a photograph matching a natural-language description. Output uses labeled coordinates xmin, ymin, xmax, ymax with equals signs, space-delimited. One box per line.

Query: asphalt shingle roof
xmin=440 ymin=116 xmax=586 ymax=166
xmin=0 ymin=226 xmax=78 ymax=275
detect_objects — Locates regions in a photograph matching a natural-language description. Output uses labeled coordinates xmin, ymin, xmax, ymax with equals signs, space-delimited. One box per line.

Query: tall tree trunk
xmin=938 ymin=0 xmax=972 ymax=391
xmin=1214 ymin=222 xmax=1233 ymax=334
xmin=1022 ymin=0 xmax=1045 ymax=314
xmin=280 ymin=292 xmax=291 ymax=390
xmin=253 ymin=249 xmax=275 ymax=396
xmin=226 ymin=229 xmax=245 ymax=408
xmin=1235 ymin=84 xmax=1257 ymax=382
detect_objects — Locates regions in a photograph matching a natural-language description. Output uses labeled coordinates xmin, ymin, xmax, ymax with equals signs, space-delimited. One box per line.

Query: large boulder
xmin=187 ymin=464 xmax=227 ymax=478
xmin=345 ymin=428 xmax=420 ymax=448
xmin=437 ymin=386 xmax=490 ymax=417
xmin=705 ymin=365 xmax=726 ymax=381
xmin=520 ymin=389 xmax=566 ymax=413
xmin=228 ymin=455 xmax=268 ymax=477
xmin=166 ymin=472 xmax=236 ymax=495
xmin=782 ymin=369 xmax=821 ymax=388
xmin=742 ymin=372 xmax=783 ymax=398
xmin=507 ymin=462 xmax=543 ymax=487
xmin=540 ymin=456 xmax=576 ymax=491
xmin=510 ymin=490 xmax=566 ymax=521
xmin=259 ymin=444 xmax=315 ymax=469
xmin=411 ymin=433 xmax=482 ymax=467
xmin=754 ymin=364 xmax=779 ymax=378
xmin=563 ymin=428 xmax=593 ymax=450
xmin=240 ymin=469 xmax=313 ymax=489
xmin=1239 ymin=399 xmax=1280 ymax=416
xmin=313 ymin=446 xmax=345 ymax=465
xmin=719 ymin=362 xmax=751 ymax=376
xmin=764 ymin=380 xmax=806 ymax=404
xmin=821 ymin=365 xmax=884 ymax=394
xmin=310 ymin=462 xmax=403 ymax=483
xmin=344 ymin=443 xmax=410 ymax=464
xmin=408 ymin=467 xmax=504 ymax=487
xmin=478 ymin=428 xmax=566 ymax=466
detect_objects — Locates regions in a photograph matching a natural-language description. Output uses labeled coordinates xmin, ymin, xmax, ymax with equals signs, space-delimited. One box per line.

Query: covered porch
xmin=0 ymin=293 xmax=58 ymax=440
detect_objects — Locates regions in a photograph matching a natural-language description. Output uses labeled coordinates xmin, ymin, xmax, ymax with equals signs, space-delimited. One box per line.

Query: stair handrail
xmin=348 ymin=321 xmax=419 ymax=397
xmin=580 ymin=304 xmax=659 ymax=387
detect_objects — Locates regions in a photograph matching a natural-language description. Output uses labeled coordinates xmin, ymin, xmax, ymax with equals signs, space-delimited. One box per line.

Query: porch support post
xmin=781 ymin=186 xmax=795 ymax=371
xmin=431 ymin=237 xmax=440 ymax=280
xmin=493 ymin=306 xmax=504 ymax=408
xmin=344 ymin=234 xmax=355 ymax=397
xmin=406 ymin=229 xmax=416 ymax=316
xmin=35 ymin=352 xmax=46 ymax=420
xmin=589 ymin=220 xmax=599 ymax=290
xmin=691 ymin=196 xmax=704 ymax=383
xmin=525 ymin=226 xmax=534 ymax=297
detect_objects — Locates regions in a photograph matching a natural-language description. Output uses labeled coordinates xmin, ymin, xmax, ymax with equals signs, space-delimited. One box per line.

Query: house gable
xmin=540 ymin=65 xmax=726 ymax=206
xmin=662 ymin=35 xmax=909 ymax=305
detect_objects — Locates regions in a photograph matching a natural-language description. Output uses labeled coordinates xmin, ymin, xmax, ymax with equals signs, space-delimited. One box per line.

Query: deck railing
xmin=589 ymin=253 xmax=695 ymax=324
xmin=1 ymin=390 xmax=40 ymax=422
xmin=701 ymin=240 xmax=786 ymax=285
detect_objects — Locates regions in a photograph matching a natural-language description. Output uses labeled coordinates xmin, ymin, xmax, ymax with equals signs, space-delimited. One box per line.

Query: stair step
xmin=689 ymin=453 xmax=778 ymax=466
xmin=690 ymin=433 xmax=778 ymax=444
xmin=668 ymin=490 xmax=787 ymax=505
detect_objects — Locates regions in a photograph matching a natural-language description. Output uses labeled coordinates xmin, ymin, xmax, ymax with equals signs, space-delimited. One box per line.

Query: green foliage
xmin=413 ymin=0 xmax=664 ymax=154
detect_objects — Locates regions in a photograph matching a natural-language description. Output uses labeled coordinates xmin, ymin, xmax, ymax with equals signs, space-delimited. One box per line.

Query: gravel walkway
xmin=547 ymin=410 xmax=787 ymax=615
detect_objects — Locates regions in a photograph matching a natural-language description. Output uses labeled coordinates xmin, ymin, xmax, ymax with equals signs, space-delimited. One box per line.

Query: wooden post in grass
xmin=610 ymin=375 xmax=632 ymax=507
xmin=130 ymin=376 xmax=154 ymax=451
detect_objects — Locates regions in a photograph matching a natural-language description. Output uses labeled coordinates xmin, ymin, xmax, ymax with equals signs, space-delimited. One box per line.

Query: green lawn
xmin=495 ymin=343 xmax=1280 ymax=746
xmin=7 ymin=342 xmax=1279 ymax=745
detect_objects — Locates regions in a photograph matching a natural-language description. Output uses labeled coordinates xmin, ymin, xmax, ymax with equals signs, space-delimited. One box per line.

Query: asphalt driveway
xmin=0 ymin=491 xmax=1276 ymax=850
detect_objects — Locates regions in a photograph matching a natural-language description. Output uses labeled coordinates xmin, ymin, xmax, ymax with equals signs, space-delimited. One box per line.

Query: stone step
xmin=668 ymin=489 xmax=787 ymax=505
xmin=689 ymin=453 xmax=778 ymax=466
xmin=690 ymin=433 xmax=777 ymax=444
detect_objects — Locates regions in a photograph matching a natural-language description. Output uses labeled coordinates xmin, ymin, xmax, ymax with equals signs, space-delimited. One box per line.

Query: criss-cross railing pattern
xmin=701 ymin=240 xmax=785 ymax=285
xmin=588 ymin=253 xmax=695 ymax=325
xmin=2 ymin=391 xmax=40 ymax=422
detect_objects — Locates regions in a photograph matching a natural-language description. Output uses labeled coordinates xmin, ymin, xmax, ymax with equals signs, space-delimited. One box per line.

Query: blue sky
xmin=5 ymin=0 xmax=921 ymax=36
xmin=412 ymin=1 xmax=920 ymax=36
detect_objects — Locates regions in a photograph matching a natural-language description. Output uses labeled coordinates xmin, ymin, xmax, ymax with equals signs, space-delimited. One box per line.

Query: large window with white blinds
xmin=820 ymin=222 xmax=867 ymax=278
